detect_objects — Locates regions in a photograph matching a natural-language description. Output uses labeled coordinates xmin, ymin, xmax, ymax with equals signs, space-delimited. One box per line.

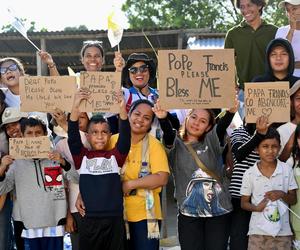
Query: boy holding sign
xmin=0 ymin=117 xmax=71 ymax=250
xmin=68 ymin=89 xmax=130 ymax=250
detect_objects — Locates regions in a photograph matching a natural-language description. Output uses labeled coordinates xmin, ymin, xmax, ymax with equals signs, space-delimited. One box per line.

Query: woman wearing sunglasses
xmin=120 ymin=53 xmax=180 ymax=137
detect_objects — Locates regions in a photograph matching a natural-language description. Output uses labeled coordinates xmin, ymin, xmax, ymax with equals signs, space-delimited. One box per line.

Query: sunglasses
xmin=128 ymin=64 xmax=149 ymax=74
xmin=0 ymin=64 xmax=18 ymax=75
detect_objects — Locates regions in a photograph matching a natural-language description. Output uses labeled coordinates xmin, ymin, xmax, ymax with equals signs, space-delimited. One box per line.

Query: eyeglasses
xmin=0 ymin=64 xmax=18 ymax=75
xmin=128 ymin=64 xmax=149 ymax=74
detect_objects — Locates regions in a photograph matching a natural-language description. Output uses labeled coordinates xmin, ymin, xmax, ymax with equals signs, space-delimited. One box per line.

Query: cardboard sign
xmin=244 ymin=82 xmax=290 ymax=123
xmin=9 ymin=136 xmax=51 ymax=159
xmin=79 ymin=72 xmax=121 ymax=113
xmin=158 ymin=49 xmax=236 ymax=109
xmin=20 ymin=76 xmax=77 ymax=112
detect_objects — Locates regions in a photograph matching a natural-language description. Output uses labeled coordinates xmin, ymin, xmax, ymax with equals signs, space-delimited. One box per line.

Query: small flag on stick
xmin=7 ymin=8 xmax=40 ymax=51
xmin=107 ymin=8 xmax=126 ymax=51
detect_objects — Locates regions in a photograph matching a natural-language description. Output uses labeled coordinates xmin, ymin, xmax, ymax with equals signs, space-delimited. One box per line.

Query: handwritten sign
xmin=9 ymin=136 xmax=51 ymax=159
xmin=244 ymin=82 xmax=290 ymax=123
xmin=79 ymin=72 xmax=121 ymax=112
xmin=158 ymin=49 xmax=236 ymax=109
xmin=20 ymin=76 xmax=77 ymax=112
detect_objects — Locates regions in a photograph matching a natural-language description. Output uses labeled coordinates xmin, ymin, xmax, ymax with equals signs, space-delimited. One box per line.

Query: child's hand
xmin=228 ymin=95 xmax=239 ymax=114
xmin=113 ymin=52 xmax=125 ymax=72
xmin=122 ymin=180 xmax=134 ymax=196
xmin=255 ymin=197 xmax=268 ymax=212
xmin=48 ymin=151 xmax=65 ymax=165
xmin=117 ymin=90 xmax=127 ymax=120
xmin=256 ymin=116 xmax=269 ymax=135
xmin=72 ymin=88 xmax=91 ymax=110
xmin=0 ymin=155 xmax=14 ymax=172
xmin=38 ymin=50 xmax=55 ymax=67
xmin=264 ymin=190 xmax=285 ymax=202
xmin=75 ymin=193 xmax=86 ymax=217
xmin=152 ymin=99 xmax=167 ymax=119
xmin=51 ymin=108 xmax=68 ymax=130
xmin=65 ymin=212 xmax=76 ymax=233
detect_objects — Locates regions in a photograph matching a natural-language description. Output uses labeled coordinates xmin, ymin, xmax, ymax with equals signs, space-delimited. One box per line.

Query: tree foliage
xmin=122 ymin=0 xmax=289 ymax=32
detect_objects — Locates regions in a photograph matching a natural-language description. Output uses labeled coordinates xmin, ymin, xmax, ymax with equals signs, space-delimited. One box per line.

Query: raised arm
xmin=152 ymin=99 xmax=176 ymax=147
xmin=232 ymin=116 xmax=268 ymax=162
xmin=68 ymin=89 xmax=90 ymax=156
xmin=38 ymin=50 xmax=60 ymax=76
xmin=216 ymin=97 xmax=239 ymax=142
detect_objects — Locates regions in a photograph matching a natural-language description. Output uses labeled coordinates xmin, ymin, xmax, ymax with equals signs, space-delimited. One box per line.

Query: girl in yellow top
xmin=110 ymin=99 xmax=170 ymax=250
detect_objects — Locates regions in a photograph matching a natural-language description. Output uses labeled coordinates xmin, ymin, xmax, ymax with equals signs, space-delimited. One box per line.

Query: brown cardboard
xmin=79 ymin=71 xmax=121 ymax=113
xmin=19 ymin=76 xmax=77 ymax=112
xmin=158 ymin=49 xmax=236 ymax=109
xmin=9 ymin=136 xmax=51 ymax=159
xmin=244 ymin=82 xmax=290 ymax=123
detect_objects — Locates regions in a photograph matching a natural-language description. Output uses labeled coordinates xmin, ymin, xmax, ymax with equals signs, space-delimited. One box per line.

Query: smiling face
xmin=129 ymin=61 xmax=150 ymax=89
xmin=129 ymin=103 xmax=153 ymax=135
xmin=285 ymin=3 xmax=300 ymax=24
xmin=5 ymin=121 xmax=22 ymax=138
xmin=185 ymin=109 xmax=212 ymax=141
xmin=0 ymin=60 xmax=22 ymax=92
xmin=81 ymin=46 xmax=103 ymax=72
xmin=239 ymin=0 xmax=262 ymax=25
xmin=269 ymin=45 xmax=289 ymax=77
xmin=86 ymin=122 xmax=111 ymax=150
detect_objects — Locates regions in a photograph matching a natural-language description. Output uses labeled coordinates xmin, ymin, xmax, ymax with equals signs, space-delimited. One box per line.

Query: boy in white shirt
xmin=241 ymin=127 xmax=298 ymax=250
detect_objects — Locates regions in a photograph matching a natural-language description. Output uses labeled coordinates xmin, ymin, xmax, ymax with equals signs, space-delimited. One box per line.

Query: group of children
xmin=0 ymin=31 xmax=300 ymax=250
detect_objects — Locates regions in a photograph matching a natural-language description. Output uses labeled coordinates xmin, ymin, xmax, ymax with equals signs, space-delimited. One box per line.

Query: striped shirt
xmin=229 ymin=126 xmax=262 ymax=198
xmin=22 ymin=226 xmax=64 ymax=239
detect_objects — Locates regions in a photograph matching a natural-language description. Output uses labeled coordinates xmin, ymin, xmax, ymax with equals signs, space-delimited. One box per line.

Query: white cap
xmin=1 ymin=107 xmax=27 ymax=128
xmin=278 ymin=0 xmax=300 ymax=8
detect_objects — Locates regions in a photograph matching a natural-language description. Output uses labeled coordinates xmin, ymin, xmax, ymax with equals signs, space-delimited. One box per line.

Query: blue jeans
xmin=128 ymin=220 xmax=160 ymax=250
xmin=0 ymin=195 xmax=14 ymax=250
xmin=24 ymin=237 xmax=63 ymax=250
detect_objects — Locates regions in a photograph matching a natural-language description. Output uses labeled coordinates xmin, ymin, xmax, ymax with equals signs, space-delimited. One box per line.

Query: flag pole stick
xmin=117 ymin=44 xmax=120 ymax=53
xmin=142 ymin=30 xmax=158 ymax=59
xmin=26 ymin=37 xmax=41 ymax=51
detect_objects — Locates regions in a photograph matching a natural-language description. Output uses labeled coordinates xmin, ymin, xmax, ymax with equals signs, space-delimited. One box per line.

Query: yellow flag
xmin=107 ymin=9 xmax=124 ymax=48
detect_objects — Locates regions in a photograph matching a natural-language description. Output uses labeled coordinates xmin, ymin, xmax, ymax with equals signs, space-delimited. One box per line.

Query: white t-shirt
xmin=277 ymin=122 xmax=297 ymax=167
xmin=276 ymin=26 xmax=300 ymax=77
xmin=241 ymin=160 xmax=298 ymax=236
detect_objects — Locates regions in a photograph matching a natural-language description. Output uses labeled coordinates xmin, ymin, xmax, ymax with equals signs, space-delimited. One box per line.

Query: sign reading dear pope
xmin=19 ymin=76 xmax=77 ymax=112
xmin=158 ymin=49 xmax=236 ymax=109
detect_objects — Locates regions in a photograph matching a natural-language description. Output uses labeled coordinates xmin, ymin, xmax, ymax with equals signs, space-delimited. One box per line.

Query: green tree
xmin=122 ymin=0 xmax=288 ymax=32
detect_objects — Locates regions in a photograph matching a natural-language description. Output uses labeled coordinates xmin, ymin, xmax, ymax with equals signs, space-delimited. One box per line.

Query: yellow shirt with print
xmin=110 ymin=134 xmax=170 ymax=222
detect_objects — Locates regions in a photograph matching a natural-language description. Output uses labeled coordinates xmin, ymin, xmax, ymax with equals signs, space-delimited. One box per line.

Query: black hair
xmin=20 ymin=117 xmax=47 ymax=135
xmin=129 ymin=99 xmax=155 ymax=122
xmin=0 ymin=90 xmax=7 ymax=125
xmin=80 ymin=40 xmax=104 ymax=59
xmin=87 ymin=114 xmax=110 ymax=132
xmin=258 ymin=127 xmax=281 ymax=146
xmin=235 ymin=0 xmax=267 ymax=15
xmin=292 ymin=124 xmax=300 ymax=168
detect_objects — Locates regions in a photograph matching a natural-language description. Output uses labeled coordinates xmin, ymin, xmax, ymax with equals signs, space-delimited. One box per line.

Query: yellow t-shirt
xmin=110 ymin=134 xmax=170 ymax=222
